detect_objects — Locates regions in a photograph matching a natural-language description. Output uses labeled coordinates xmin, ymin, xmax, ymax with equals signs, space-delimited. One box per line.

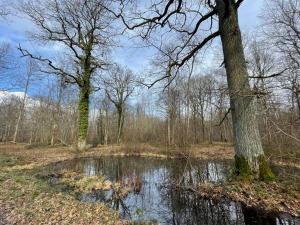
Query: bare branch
xmin=18 ymin=44 xmax=80 ymax=85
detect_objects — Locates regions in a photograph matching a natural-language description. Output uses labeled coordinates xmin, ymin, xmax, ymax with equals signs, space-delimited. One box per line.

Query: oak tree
xmin=19 ymin=0 xmax=114 ymax=149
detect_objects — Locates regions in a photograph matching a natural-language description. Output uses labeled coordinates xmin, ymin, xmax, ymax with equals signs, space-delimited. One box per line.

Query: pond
xmin=50 ymin=156 xmax=299 ymax=225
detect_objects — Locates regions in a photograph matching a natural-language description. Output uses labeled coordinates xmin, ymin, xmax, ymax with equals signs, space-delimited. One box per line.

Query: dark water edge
xmin=47 ymin=156 xmax=300 ymax=225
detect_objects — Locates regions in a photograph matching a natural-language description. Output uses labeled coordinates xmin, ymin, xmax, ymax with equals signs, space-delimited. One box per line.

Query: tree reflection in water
xmin=53 ymin=157 xmax=300 ymax=225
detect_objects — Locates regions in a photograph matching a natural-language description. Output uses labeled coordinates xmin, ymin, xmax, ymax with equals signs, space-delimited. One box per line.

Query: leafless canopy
xmin=18 ymin=0 xmax=115 ymax=87
xmin=104 ymin=64 xmax=135 ymax=108
xmin=263 ymin=0 xmax=300 ymax=68
xmin=109 ymin=0 xmax=244 ymax=84
xmin=103 ymin=64 xmax=136 ymax=143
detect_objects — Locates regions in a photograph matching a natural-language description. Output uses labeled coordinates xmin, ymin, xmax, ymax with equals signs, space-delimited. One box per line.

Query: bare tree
xmin=263 ymin=0 xmax=300 ymax=69
xmin=100 ymin=97 xmax=112 ymax=145
xmin=166 ymin=77 xmax=180 ymax=146
xmin=263 ymin=0 xmax=300 ymax=118
xmin=0 ymin=95 xmax=19 ymax=142
xmin=50 ymin=77 xmax=66 ymax=146
xmin=184 ymin=57 xmax=196 ymax=143
xmin=262 ymin=0 xmax=300 ymax=141
xmin=111 ymin=0 xmax=274 ymax=179
xmin=13 ymin=59 xmax=37 ymax=143
xmin=18 ymin=0 xmax=114 ymax=150
xmin=104 ymin=64 xmax=135 ymax=144
xmin=247 ymin=39 xmax=278 ymax=144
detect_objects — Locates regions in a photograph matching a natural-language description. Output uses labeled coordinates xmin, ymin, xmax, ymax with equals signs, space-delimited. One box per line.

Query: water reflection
xmin=53 ymin=157 xmax=299 ymax=225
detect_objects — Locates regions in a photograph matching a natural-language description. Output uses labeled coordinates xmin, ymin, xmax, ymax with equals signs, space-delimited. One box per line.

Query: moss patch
xmin=233 ymin=155 xmax=252 ymax=181
xmin=259 ymin=155 xmax=276 ymax=181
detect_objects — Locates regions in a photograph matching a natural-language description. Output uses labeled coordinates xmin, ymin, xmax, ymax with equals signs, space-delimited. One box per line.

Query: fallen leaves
xmin=195 ymin=181 xmax=300 ymax=217
xmin=0 ymin=161 xmax=123 ymax=224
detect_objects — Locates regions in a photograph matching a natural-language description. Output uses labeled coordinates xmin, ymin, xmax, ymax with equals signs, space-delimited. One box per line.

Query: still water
xmin=51 ymin=156 xmax=299 ymax=225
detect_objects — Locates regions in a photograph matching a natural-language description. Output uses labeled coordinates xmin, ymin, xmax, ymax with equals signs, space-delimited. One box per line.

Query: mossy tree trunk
xmin=78 ymin=84 xmax=90 ymax=150
xmin=18 ymin=0 xmax=113 ymax=149
xmin=77 ymin=38 xmax=94 ymax=150
xmin=216 ymin=0 xmax=274 ymax=180
xmin=77 ymin=59 xmax=92 ymax=150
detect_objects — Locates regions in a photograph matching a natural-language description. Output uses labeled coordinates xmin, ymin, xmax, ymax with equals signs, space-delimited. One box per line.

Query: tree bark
xmin=216 ymin=0 xmax=274 ymax=180
xmin=78 ymin=85 xmax=90 ymax=150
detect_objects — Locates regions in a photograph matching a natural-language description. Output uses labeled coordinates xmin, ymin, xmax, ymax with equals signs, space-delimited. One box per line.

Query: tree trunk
xmin=167 ymin=81 xmax=172 ymax=146
xmin=192 ymin=106 xmax=198 ymax=144
xmin=209 ymin=93 xmax=213 ymax=144
xmin=13 ymin=101 xmax=25 ymax=143
xmin=51 ymin=80 xmax=63 ymax=146
xmin=186 ymin=57 xmax=195 ymax=145
xmin=13 ymin=79 xmax=29 ymax=143
xmin=78 ymin=86 xmax=90 ymax=150
xmin=167 ymin=116 xmax=171 ymax=146
xmin=295 ymin=88 xmax=300 ymax=119
xmin=200 ymin=106 xmax=205 ymax=142
xmin=104 ymin=109 xmax=108 ymax=145
xmin=186 ymin=86 xmax=191 ymax=145
xmin=117 ymin=106 xmax=124 ymax=144
xmin=216 ymin=0 xmax=274 ymax=180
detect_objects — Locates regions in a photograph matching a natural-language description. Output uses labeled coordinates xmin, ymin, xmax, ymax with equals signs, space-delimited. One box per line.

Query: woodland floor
xmin=0 ymin=143 xmax=299 ymax=224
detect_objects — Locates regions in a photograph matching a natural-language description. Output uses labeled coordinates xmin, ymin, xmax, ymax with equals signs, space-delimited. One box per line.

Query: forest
xmin=0 ymin=0 xmax=299 ymax=225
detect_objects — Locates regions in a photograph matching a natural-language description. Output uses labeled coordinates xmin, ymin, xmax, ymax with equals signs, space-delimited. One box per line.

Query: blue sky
xmin=0 ymin=0 xmax=264 ymax=94
xmin=239 ymin=0 xmax=264 ymax=29
xmin=111 ymin=0 xmax=265 ymax=72
xmin=112 ymin=0 xmax=263 ymax=69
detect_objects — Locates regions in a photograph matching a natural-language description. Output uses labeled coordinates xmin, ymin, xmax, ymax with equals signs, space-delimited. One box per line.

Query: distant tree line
xmin=0 ymin=0 xmax=299 ymax=180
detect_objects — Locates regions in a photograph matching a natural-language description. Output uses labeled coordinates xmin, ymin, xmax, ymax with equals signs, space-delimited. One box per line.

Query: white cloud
xmin=0 ymin=90 xmax=26 ymax=99
xmin=0 ymin=90 xmax=38 ymax=107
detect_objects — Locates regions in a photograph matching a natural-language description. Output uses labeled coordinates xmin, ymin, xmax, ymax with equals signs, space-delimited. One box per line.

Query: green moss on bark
xmin=233 ymin=155 xmax=252 ymax=181
xmin=78 ymin=87 xmax=89 ymax=145
xmin=258 ymin=155 xmax=275 ymax=181
xmin=232 ymin=155 xmax=275 ymax=182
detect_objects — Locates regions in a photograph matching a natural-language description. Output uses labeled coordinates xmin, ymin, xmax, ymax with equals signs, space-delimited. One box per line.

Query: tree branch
xmin=18 ymin=44 xmax=80 ymax=85
xmin=248 ymin=68 xmax=288 ymax=79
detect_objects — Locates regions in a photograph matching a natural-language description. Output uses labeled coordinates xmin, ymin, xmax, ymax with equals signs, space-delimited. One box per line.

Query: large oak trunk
xmin=216 ymin=0 xmax=274 ymax=180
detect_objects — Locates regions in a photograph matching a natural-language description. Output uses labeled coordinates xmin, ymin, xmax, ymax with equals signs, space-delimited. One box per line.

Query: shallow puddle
xmin=50 ymin=156 xmax=299 ymax=225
